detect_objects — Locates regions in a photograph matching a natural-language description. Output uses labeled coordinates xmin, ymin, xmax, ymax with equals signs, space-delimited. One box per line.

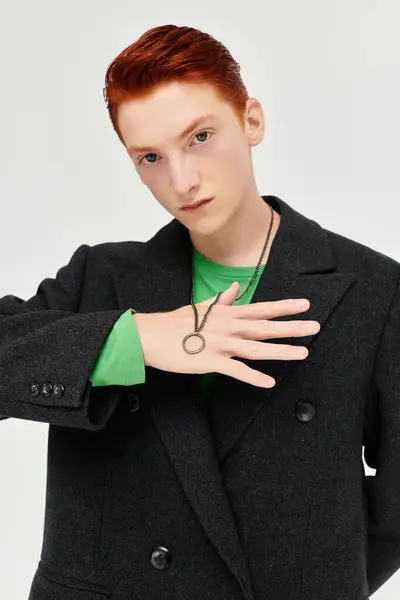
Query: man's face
xmin=117 ymin=81 xmax=264 ymax=234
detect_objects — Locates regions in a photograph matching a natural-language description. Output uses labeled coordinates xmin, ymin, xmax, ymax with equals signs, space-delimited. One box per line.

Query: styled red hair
xmin=103 ymin=24 xmax=249 ymax=145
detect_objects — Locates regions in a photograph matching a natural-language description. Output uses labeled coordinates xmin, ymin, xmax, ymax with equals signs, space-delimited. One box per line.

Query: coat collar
xmin=111 ymin=195 xmax=356 ymax=600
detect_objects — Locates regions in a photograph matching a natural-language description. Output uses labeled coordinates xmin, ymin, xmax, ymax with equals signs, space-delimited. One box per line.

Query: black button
xmin=126 ymin=392 xmax=140 ymax=412
xmin=150 ymin=546 xmax=171 ymax=570
xmin=295 ymin=400 xmax=315 ymax=422
xmin=53 ymin=384 xmax=65 ymax=398
xmin=42 ymin=383 xmax=53 ymax=397
xmin=29 ymin=382 xmax=40 ymax=397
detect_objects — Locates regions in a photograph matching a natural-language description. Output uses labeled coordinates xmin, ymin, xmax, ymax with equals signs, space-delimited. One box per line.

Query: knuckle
xmin=269 ymin=343 xmax=285 ymax=357
xmin=263 ymin=321 xmax=275 ymax=336
xmin=249 ymin=342 xmax=261 ymax=357
xmin=262 ymin=320 xmax=282 ymax=338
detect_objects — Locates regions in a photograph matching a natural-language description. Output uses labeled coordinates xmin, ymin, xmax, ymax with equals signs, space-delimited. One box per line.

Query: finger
xmin=225 ymin=338 xmax=309 ymax=361
xmin=198 ymin=282 xmax=240 ymax=307
xmin=232 ymin=298 xmax=310 ymax=320
xmin=232 ymin=319 xmax=320 ymax=340
xmin=216 ymin=356 xmax=276 ymax=388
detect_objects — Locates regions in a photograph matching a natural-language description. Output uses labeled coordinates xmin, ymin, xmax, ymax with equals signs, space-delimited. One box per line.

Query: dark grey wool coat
xmin=1 ymin=195 xmax=400 ymax=600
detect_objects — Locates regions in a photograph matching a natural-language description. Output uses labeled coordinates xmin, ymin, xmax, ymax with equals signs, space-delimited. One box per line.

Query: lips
xmin=181 ymin=197 xmax=213 ymax=210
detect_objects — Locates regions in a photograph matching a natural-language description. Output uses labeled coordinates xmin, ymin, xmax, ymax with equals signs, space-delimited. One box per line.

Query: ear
xmin=244 ymin=98 xmax=265 ymax=147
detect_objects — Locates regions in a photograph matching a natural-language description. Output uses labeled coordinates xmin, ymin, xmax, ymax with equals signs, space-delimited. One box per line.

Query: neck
xmin=189 ymin=192 xmax=280 ymax=267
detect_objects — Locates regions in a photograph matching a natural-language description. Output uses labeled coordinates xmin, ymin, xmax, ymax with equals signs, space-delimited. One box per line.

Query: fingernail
xmin=296 ymin=300 xmax=309 ymax=308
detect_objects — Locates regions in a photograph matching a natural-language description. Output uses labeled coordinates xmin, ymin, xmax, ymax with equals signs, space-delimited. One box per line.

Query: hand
xmin=132 ymin=282 xmax=320 ymax=389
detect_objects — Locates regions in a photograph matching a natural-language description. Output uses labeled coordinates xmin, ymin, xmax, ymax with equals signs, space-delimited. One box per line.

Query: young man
xmin=1 ymin=24 xmax=399 ymax=600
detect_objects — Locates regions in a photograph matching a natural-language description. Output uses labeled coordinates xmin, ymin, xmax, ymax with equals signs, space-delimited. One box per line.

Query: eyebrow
xmin=127 ymin=113 xmax=217 ymax=155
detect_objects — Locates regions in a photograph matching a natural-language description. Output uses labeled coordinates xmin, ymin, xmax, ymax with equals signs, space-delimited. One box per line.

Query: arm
xmin=364 ymin=268 xmax=400 ymax=595
xmin=0 ymin=244 xmax=129 ymax=431
xmin=89 ymin=308 xmax=146 ymax=386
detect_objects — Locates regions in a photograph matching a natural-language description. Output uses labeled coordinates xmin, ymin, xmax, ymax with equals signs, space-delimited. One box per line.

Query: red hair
xmin=103 ymin=24 xmax=249 ymax=145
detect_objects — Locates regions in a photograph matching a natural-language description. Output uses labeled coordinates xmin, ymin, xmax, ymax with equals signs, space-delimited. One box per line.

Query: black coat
xmin=1 ymin=195 xmax=400 ymax=600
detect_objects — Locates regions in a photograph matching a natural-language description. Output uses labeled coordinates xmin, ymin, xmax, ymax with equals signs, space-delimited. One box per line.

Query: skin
xmin=117 ymin=80 xmax=281 ymax=267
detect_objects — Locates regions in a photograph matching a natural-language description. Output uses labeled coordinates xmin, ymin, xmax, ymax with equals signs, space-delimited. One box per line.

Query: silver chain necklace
xmin=182 ymin=203 xmax=275 ymax=354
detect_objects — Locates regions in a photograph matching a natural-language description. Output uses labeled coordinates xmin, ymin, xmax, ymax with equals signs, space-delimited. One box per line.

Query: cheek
xmin=212 ymin=144 xmax=247 ymax=180
xmin=137 ymin=166 xmax=164 ymax=190
xmin=215 ymin=135 xmax=246 ymax=163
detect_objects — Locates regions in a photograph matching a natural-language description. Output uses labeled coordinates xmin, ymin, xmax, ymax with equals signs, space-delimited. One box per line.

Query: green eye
xmin=141 ymin=153 xmax=157 ymax=164
xmin=195 ymin=131 xmax=209 ymax=142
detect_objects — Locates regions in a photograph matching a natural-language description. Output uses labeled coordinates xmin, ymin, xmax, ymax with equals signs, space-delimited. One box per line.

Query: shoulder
xmin=323 ymin=225 xmax=400 ymax=300
xmin=86 ymin=240 xmax=145 ymax=261
xmin=323 ymin=224 xmax=400 ymax=274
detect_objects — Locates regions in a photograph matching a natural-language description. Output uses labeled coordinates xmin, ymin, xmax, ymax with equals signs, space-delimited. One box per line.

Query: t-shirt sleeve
xmin=89 ymin=308 xmax=146 ymax=387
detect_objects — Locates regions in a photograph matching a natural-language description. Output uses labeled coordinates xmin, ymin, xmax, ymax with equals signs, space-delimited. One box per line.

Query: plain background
xmin=0 ymin=1 xmax=399 ymax=598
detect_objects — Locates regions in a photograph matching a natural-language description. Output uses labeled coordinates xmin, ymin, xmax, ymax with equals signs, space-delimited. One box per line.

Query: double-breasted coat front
xmin=1 ymin=195 xmax=400 ymax=600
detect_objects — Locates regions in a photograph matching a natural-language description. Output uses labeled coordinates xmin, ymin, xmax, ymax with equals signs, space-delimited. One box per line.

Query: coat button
xmin=150 ymin=546 xmax=171 ymax=570
xmin=29 ymin=382 xmax=40 ymax=397
xmin=295 ymin=400 xmax=315 ymax=422
xmin=126 ymin=392 xmax=140 ymax=412
xmin=53 ymin=384 xmax=65 ymax=399
xmin=41 ymin=383 xmax=53 ymax=397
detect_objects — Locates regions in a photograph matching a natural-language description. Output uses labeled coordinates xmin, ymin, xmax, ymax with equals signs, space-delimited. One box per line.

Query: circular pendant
xmin=182 ymin=332 xmax=206 ymax=354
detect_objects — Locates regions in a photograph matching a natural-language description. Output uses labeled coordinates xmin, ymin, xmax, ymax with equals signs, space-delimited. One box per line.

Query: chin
xmin=187 ymin=216 xmax=224 ymax=237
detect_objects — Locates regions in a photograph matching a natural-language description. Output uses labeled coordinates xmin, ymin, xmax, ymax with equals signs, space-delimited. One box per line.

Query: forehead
xmin=117 ymin=81 xmax=230 ymax=152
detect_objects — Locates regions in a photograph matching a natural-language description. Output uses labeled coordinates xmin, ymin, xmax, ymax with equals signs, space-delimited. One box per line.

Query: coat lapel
xmin=205 ymin=197 xmax=357 ymax=465
xmin=111 ymin=195 xmax=356 ymax=599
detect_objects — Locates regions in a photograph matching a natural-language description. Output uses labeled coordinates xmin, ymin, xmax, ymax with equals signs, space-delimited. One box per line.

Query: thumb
xmin=200 ymin=281 xmax=241 ymax=307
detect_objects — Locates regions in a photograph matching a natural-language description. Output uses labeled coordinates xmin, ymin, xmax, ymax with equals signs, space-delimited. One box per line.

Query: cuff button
xmin=42 ymin=383 xmax=53 ymax=397
xmin=53 ymin=384 xmax=65 ymax=398
xmin=29 ymin=382 xmax=40 ymax=397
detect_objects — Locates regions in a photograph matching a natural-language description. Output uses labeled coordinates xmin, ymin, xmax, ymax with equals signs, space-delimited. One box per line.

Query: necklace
xmin=182 ymin=202 xmax=275 ymax=354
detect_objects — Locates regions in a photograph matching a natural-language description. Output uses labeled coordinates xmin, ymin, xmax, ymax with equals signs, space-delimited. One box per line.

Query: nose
xmin=169 ymin=156 xmax=200 ymax=195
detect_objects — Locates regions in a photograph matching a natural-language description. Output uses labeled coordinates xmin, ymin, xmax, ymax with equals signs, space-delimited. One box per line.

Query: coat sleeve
xmin=364 ymin=268 xmax=400 ymax=595
xmin=0 ymin=244 xmax=130 ymax=431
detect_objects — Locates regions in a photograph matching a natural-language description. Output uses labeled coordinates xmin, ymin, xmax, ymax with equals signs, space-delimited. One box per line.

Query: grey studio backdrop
xmin=0 ymin=1 xmax=399 ymax=598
